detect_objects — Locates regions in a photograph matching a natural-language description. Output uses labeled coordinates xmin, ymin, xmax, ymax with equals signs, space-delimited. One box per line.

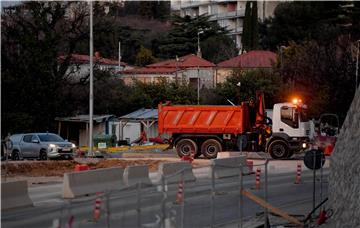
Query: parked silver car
xmin=9 ymin=133 xmax=76 ymax=160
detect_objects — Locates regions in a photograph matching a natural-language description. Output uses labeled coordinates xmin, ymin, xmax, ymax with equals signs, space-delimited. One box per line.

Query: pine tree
xmin=242 ymin=1 xmax=259 ymax=52
xmin=242 ymin=1 xmax=252 ymax=52
xmin=251 ymin=1 xmax=259 ymax=50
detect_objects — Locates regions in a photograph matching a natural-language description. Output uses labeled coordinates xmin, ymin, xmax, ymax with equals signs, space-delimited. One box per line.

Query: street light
xmin=197 ymin=30 xmax=204 ymax=57
xmin=88 ymin=1 xmax=94 ymax=157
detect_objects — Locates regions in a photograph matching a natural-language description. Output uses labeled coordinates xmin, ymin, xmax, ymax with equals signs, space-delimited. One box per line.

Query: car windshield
xmin=38 ymin=134 xmax=65 ymax=142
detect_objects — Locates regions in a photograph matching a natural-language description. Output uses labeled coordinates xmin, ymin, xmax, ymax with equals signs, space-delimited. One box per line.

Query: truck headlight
xmin=71 ymin=143 xmax=76 ymax=148
xmin=302 ymin=143 xmax=307 ymax=149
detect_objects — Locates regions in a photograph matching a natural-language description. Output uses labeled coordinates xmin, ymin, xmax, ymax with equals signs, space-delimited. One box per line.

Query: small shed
xmin=119 ymin=109 xmax=159 ymax=143
xmin=55 ymin=114 xmax=117 ymax=147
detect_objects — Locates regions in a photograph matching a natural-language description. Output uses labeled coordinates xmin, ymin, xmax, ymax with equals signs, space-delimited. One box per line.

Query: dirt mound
xmin=2 ymin=161 xmax=77 ymax=177
xmin=1 ymin=159 xmax=167 ymax=177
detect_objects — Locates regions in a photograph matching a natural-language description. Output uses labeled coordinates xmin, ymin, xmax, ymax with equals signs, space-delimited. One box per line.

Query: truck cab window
xmin=280 ymin=106 xmax=299 ymax=128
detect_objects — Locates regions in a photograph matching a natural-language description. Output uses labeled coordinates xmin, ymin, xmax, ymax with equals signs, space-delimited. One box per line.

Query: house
xmin=118 ymin=108 xmax=161 ymax=143
xmin=118 ymin=54 xmax=216 ymax=88
xmin=216 ymin=50 xmax=277 ymax=84
xmin=55 ymin=114 xmax=118 ymax=147
xmin=58 ymin=52 xmax=130 ymax=80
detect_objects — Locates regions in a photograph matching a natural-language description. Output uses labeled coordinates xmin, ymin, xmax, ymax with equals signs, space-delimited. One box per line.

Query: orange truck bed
xmin=158 ymin=103 xmax=251 ymax=135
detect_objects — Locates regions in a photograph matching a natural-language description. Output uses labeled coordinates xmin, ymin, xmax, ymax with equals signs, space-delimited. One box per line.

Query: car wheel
xmin=268 ymin=140 xmax=289 ymax=159
xmin=12 ymin=150 xmax=20 ymax=160
xmin=201 ymin=139 xmax=222 ymax=159
xmin=39 ymin=150 xmax=48 ymax=160
xmin=176 ymin=139 xmax=198 ymax=158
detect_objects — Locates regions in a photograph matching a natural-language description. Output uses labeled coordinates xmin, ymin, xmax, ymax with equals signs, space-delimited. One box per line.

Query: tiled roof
xmin=147 ymin=54 xmax=216 ymax=68
xmin=58 ymin=54 xmax=127 ymax=66
xmin=217 ymin=50 xmax=277 ymax=68
xmin=119 ymin=67 xmax=180 ymax=75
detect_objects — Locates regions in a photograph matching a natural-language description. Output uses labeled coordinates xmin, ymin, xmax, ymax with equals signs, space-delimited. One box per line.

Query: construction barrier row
xmin=62 ymin=161 xmax=197 ymax=198
xmin=1 ymin=180 xmax=33 ymax=210
xmin=211 ymin=156 xmax=247 ymax=179
xmin=123 ymin=165 xmax=152 ymax=186
xmin=158 ymin=162 xmax=196 ymax=184
xmin=63 ymin=167 xmax=124 ymax=198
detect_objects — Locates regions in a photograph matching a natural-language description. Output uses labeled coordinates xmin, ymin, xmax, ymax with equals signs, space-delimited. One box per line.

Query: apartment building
xmin=172 ymin=0 xmax=279 ymax=50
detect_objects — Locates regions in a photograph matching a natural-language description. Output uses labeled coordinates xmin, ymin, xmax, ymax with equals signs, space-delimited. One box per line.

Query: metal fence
xmin=45 ymin=155 xmax=328 ymax=228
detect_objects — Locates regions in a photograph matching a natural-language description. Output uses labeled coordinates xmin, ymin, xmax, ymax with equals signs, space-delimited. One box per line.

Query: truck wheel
xmin=39 ymin=150 xmax=48 ymax=160
xmin=201 ymin=139 xmax=222 ymax=159
xmin=268 ymin=140 xmax=289 ymax=159
xmin=12 ymin=150 xmax=20 ymax=160
xmin=176 ymin=139 xmax=198 ymax=158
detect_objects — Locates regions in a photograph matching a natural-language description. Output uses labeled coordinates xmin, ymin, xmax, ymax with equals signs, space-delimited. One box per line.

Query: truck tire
xmin=12 ymin=150 xmax=20 ymax=160
xmin=201 ymin=139 xmax=222 ymax=159
xmin=268 ymin=140 xmax=289 ymax=159
xmin=176 ymin=139 xmax=198 ymax=158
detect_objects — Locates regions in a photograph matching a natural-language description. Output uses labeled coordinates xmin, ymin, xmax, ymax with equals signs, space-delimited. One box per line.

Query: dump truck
xmin=158 ymin=93 xmax=311 ymax=159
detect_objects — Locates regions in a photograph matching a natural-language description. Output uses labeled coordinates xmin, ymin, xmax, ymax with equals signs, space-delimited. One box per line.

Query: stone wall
xmin=328 ymin=88 xmax=360 ymax=227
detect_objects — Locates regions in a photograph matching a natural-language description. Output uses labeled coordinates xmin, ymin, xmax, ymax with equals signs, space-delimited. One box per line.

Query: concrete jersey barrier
xmin=158 ymin=162 xmax=196 ymax=184
xmin=63 ymin=167 xmax=124 ymax=198
xmin=211 ymin=156 xmax=247 ymax=179
xmin=123 ymin=165 xmax=152 ymax=186
xmin=1 ymin=180 xmax=33 ymax=210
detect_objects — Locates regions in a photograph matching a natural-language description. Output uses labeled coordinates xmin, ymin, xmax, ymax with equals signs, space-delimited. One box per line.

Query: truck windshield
xmin=38 ymin=134 xmax=65 ymax=142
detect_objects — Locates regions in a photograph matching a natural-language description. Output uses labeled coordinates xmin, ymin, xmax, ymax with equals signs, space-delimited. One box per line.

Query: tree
xmin=259 ymin=1 xmax=352 ymax=50
xmin=242 ymin=1 xmax=259 ymax=52
xmin=213 ymin=69 xmax=282 ymax=108
xmin=278 ymin=40 xmax=355 ymax=121
xmin=2 ymin=2 xmax=89 ymax=135
xmin=135 ymin=46 xmax=155 ymax=66
xmin=158 ymin=14 xmax=237 ymax=62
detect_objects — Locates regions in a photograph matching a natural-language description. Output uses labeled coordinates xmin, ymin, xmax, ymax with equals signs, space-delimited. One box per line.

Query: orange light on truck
xmin=292 ymin=98 xmax=302 ymax=105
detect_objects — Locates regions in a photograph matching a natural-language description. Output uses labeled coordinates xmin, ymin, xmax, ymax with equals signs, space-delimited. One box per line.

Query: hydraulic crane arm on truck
xmin=158 ymin=93 xmax=311 ymax=159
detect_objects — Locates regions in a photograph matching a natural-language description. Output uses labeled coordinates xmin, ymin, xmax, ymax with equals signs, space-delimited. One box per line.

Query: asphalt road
xmin=2 ymin=163 xmax=329 ymax=228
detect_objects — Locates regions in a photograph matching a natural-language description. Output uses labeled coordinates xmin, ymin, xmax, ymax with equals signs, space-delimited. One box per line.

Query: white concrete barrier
xmin=62 ymin=167 xmax=124 ymax=198
xmin=211 ymin=156 xmax=247 ymax=179
xmin=123 ymin=165 xmax=152 ymax=186
xmin=158 ymin=162 xmax=196 ymax=184
xmin=1 ymin=180 xmax=33 ymax=210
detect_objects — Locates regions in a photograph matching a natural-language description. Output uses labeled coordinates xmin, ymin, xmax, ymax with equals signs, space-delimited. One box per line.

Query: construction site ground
xmin=1 ymin=148 xmax=323 ymax=186
xmin=0 ymin=149 xmax=211 ymax=186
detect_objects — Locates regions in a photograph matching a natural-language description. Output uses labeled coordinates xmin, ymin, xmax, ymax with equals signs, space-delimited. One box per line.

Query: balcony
xmin=229 ymin=26 xmax=243 ymax=34
xmin=181 ymin=0 xmax=210 ymax=9
xmin=214 ymin=0 xmax=238 ymax=2
xmin=208 ymin=9 xmax=245 ymax=21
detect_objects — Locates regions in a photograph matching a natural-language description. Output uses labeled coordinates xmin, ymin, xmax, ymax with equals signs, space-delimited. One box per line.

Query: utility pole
xmin=175 ymin=55 xmax=179 ymax=83
xmin=197 ymin=30 xmax=204 ymax=58
xmin=197 ymin=66 xmax=200 ymax=105
xmin=356 ymin=40 xmax=359 ymax=93
xmin=118 ymin=41 xmax=122 ymax=71
xmin=89 ymin=1 xmax=94 ymax=157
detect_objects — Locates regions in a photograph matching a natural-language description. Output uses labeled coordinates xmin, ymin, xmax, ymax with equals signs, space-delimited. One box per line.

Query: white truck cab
xmin=265 ymin=101 xmax=311 ymax=159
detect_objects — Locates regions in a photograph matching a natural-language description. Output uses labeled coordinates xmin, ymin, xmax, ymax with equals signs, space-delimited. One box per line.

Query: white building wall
xmin=174 ymin=0 xmax=279 ymax=50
